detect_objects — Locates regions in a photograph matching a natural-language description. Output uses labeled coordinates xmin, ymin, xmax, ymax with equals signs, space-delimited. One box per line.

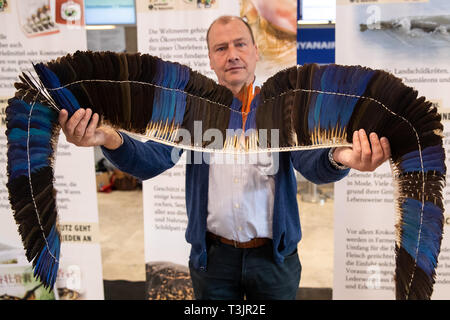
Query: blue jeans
xmin=189 ymin=238 xmax=301 ymax=300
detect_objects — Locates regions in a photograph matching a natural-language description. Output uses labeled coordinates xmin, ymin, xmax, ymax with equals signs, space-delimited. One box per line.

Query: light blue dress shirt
xmin=207 ymin=150 xmax=276 ymax=242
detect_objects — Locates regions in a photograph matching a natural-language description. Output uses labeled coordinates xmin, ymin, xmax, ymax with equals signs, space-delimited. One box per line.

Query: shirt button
xmin=233 ymin=178 xmax=239 ymax=183
xmin=234 ymin=203 xmax=240 ymax=209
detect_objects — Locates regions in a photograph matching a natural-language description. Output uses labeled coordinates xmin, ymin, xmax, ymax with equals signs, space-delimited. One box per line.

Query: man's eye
xmin=236 ymin=42 xmax=246 ymax=47
xmin=216 ymin=47 xmax=225 ymax=52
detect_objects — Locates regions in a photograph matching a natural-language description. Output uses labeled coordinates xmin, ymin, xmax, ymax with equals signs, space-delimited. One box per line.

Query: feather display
xmin=5 ymin=51 xmax=445 ymax=299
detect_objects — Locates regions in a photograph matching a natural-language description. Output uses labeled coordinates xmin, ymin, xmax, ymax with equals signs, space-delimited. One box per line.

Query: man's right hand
xmin=59 ymin=108 xmax=123 ymax=150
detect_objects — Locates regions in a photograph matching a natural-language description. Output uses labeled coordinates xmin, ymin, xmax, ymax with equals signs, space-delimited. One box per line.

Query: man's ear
xmin=254 ymin=44 xmax=260 ymax=62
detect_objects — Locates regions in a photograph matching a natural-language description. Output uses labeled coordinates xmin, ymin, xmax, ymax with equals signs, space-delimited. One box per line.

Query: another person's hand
xmin=59 ymin=108 xmax=123 ymax=150
xmin=332 ymin=129 xmax=391 ymax=172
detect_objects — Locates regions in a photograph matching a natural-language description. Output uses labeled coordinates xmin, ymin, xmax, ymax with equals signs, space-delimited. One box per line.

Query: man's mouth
xmin=226 ymin=66 xmax=244 ymax=72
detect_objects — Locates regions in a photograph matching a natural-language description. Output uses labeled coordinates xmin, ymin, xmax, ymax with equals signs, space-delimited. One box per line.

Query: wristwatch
xmin=328 ymin=148 xmax=349 ymax=170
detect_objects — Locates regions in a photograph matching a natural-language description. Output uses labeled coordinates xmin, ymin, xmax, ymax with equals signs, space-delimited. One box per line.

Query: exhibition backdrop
xmin=0 ymin=0 xmax=103 ymax=300
xmin=333 ymin=0 xmax=450 ymax=299
xmin=1 ymin=0 xmax=449 ymax=301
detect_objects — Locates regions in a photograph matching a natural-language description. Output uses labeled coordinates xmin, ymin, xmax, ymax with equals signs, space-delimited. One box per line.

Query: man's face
xmin=208 ymin=19 xmax=259 ymax=93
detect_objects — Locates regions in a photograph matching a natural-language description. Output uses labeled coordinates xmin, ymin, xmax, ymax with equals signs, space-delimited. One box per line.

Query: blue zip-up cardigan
xmin=102 ymin=133 xmax=349 ymax=270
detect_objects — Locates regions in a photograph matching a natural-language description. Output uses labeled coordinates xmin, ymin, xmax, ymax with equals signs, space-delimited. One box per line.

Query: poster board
xmin=333 ymin=0 xmax=450 ymax=299
xmin=0 ymin=0 xmax=104 ymax=300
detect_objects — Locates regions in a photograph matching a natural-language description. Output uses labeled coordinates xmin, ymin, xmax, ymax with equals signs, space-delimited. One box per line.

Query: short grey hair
xmin=206 ymin=15 xmax=255 ymax=51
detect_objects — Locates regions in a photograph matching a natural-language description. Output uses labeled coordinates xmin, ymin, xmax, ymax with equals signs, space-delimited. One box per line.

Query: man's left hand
xmin=332 ymin=129 xmax=391 ymax=172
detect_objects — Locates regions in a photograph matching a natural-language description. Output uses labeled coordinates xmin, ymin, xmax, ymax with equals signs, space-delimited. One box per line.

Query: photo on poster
xmin=0 ymin=245 xmax=58 ymax=300
xmin=334 ymin=0 xmax=450 ymax=300
xmin=16 ymin=0 xmax=59 ymax=37
xmin=1 ymin=0 xmax=104 ymax=300
xmin=343 ymin=0 xmax=450 ymax=61
xmin=146 ymin=261 xmax=194 ymax=300
xmin=0 ymin=0 xmax=10 ymax=12
xmin=240 ymin=0 xmax=297 ymax=81
xmin=16 ymin=0 xmax=85 ymax=38
xmin=54 ymin=0 xmax=84 ymax=26
xmin=0 ymin=264 xmax=56 ymax=300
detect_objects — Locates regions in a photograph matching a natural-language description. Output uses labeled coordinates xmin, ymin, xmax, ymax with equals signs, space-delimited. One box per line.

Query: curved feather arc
xmin=5 ymin=52 xmax=446 ymax=299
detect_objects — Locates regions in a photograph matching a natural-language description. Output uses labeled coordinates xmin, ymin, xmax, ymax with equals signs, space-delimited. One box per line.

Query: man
xmin=59 ymin=16 xmax=390 ymax=299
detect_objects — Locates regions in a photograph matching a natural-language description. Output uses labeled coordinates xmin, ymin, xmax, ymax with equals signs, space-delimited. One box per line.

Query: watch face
xmin=61 ymin=2 xmax=81 ymax=21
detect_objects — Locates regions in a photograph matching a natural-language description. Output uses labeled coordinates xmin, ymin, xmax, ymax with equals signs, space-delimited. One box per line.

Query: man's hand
xmin=59 ymin=108 xmax=123 ymax=150
xmin=332 ymin=129 xmax=391 ymax=172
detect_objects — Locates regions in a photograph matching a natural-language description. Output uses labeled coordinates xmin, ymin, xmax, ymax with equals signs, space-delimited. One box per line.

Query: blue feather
xmin=399 ymin=145 xmax=446 ymax=174
xmin=6 ymin=100 xmax=57 ymax=137
xmin=167 ymin=63 xmax=178 ymax=123
xmin=6 ymin=113 xmax=54 ymax=131
xmin=318 ymin=66 xmax=338 ymax=129
xmin=308 ymin=65 xmax=375 ymax=133
xmin=6 ymin=98 xmax=56 ymax=179
xmin=34 ymin=224 xmax=60 ymax=289
xmin=400 ymin=198 xmax=443 ymax=277
xmin=7 ymin=158 xmax=50 ymax=180
xmin=173 ymin=66 xmax=183 ymax=126
xmin=159 ymin=62 xmax=173 ymax=125
xmin=7 ymin=99 xmax=57 ymax=121
xmin=33 ymin=63 xmax=61 ymax=88
xmin=165 ymin=62 xmax=176 ymax=124
xmin=7 ymin=127 xmax=53 ymax=143
xmin=174 ymin=65 xmax=190 ymax=126
xmin=34 ymin=63 xmax=80 ymax=115
xmin=150 ymin=60 xmax=164 ymax=125
xmin=7 ymin=148 xmax=51 ymax=163
xmin=6 ymin=99 xmax=30 ymax=115
xmin=308 ymin=67 xmax=326 ymax=130
xmin=7 ymin=138 xmax=51 ymax=150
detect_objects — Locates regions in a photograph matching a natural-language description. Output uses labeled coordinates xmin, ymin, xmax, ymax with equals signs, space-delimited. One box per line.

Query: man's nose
xmin=227 ymin=45 xmax=240 ymax=62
